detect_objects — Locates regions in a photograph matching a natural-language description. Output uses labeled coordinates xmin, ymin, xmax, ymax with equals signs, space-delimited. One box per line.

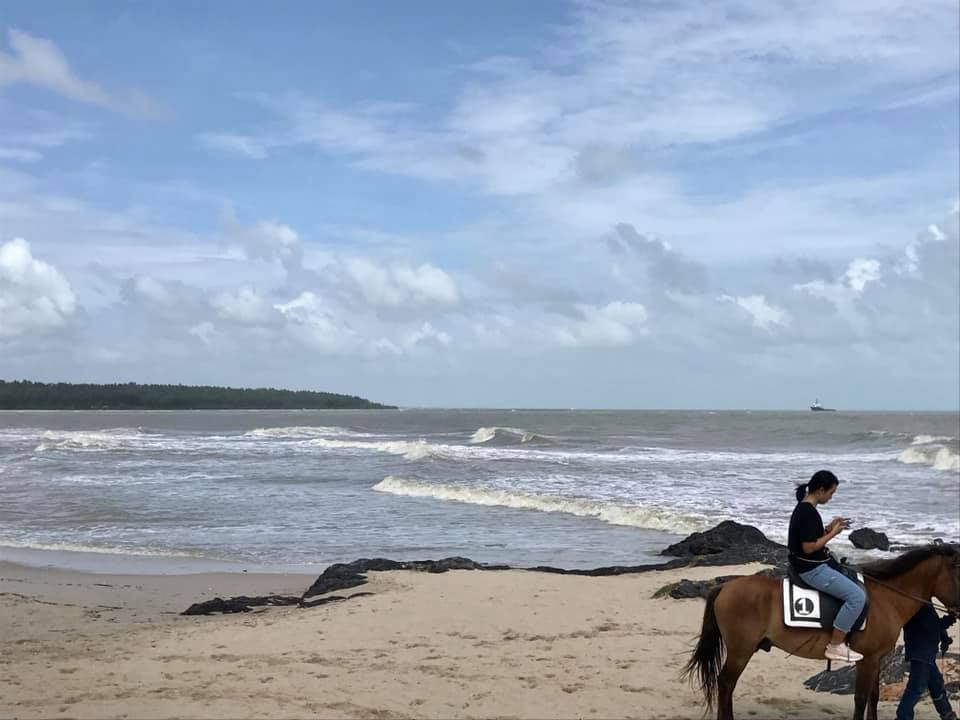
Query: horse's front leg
xmin=852 ymin=656 xmax=880 ymax=720
xmin=868 ymin=663 xmax=880 ymax=720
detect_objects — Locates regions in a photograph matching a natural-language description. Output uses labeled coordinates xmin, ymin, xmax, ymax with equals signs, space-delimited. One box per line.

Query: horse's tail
xmin=681 ymin=584 xmax=725 ymax=711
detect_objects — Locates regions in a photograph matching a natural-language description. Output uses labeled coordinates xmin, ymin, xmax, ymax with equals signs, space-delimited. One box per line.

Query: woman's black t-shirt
xmin=788 ymin=502 xmax=830 ymax=573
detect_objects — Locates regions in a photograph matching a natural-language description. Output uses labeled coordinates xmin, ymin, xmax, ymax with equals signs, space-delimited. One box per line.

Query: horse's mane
xmin=860 ymin=541 xmax=959 ymax=580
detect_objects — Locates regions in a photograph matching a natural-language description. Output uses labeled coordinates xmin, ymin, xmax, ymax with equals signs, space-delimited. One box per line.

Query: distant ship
xmin=810 ymin=398 xmax=836 ymax=412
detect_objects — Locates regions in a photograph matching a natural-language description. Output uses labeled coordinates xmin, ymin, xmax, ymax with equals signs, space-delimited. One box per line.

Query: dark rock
xmin=658 ymin=568 xmax=784 ymax=600
xmin=299 ymin=591 xmax=375 ymax=609
xmin=805 ymin=646 xmax=907 ymax=694
xmin=300 ymin=556 xmax=506 ymax=601
xmin=661 ymin=521 xmax=789 ymax=566
xmin=850 ymin=528 xmax=891 ymax=551
xmin=667 ymin=577 xmax=738 ymax=599
xmin=181 ymin=594 xmax=301 ymax=616
xmin=527 ymin=561 xmax=683 ymax=576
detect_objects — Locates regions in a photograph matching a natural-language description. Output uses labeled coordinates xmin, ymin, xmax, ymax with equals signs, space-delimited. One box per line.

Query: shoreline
xmin=0 ymin=544 xmax=338 ymax=576
xmin=3 ymin=556 xmax=951 ymax=719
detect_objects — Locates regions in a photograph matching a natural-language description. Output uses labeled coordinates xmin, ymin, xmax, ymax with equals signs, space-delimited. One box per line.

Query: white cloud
xmin=211 ymin=286 xmax=274 ymax=325
xmin=188 ymin=321 xmax=216 ymax=344
xmin=0 ymin=29 xmax=158 ymax=115
xmin=0 ymin=146 xmax=41 ymax=162
xmin=236 ymin=219 xmax=303 ymax=272
xmin=403 ymin=321 xmax=452 ymax=349
xmin=718 ymin=294 xmax=789 ymax=330
xmin=0 ymin=237 xmax=76 ymax=338
xmin=198 ymin=133 xmax=268 ymax=159
xmin=555 ymin=301 xmax=648 ymax=347
xmin=344 ymin=258 xmax=460 ymax=307
xmin=200 ymin=1 xmax=957 ymax=202
xmin=795 ymin=257 xmax=881 ymax=305
xmin=273 ymin=291 xmax=356 ymax=353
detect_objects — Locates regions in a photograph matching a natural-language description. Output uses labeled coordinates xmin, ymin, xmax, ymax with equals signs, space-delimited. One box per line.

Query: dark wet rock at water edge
xmin=183 ymin=524 xmax=793 ymax=615
xmin=660 ymin=520 xmax=789 ymax=566
xmin=849 ymin=527 xmax=891 ymax=551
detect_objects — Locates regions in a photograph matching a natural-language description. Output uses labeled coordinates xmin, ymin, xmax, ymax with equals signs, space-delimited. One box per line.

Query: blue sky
xmin=1 ymin=1 xmax=958 ymax=409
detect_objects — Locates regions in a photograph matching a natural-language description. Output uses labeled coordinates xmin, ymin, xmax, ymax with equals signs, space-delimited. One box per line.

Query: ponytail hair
xmin=795 ymin=469 xmax=839 ymax=502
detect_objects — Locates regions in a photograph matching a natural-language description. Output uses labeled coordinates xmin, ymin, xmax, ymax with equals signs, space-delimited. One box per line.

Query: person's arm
xmin=801 ymin=518 xmax=846 ymax=554
xmin=940 ymin=613 xmax=956 ymax=655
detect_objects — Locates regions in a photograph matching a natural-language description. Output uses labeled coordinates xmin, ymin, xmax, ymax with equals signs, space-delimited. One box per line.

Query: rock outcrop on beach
xmin=849 ymin=527 xmax=891 ymax=551
xmin=182 ymin=557 xmax=508 ymax=615
xmin=805 ymin=647 xmax=960 ymax=698
xmin=182 ymin=522 xmax=790 ymax=614
xmin=661 ymin=520 xmax=789 ymax=566
xmin=299 ymin=556 xmax=507 ymax=606
xmin=655 ymin=567 xmax=785 ymax=600
xmin=805 ymin=646 xmax=908 ymax=694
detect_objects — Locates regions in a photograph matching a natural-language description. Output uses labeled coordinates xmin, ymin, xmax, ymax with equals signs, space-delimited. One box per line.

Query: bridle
xmin=858 ymin=548 xmax=960 ymax=616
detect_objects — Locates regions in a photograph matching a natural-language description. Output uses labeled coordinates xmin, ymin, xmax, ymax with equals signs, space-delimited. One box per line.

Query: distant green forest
xmin=0 ymin=380 xmax=395 ymax=410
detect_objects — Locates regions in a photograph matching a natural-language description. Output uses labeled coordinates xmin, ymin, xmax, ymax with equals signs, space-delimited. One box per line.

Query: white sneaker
xmin=825 ymin=642 xmax=863 ymax=662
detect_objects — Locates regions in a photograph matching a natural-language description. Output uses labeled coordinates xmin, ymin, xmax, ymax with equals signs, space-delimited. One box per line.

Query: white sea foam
xmin=372 ymin=475 xmax=710 ymax=533
xmin=34 ymin=429 xmax=144 ymax=452
xmin=0 ymin=537 xmax=202 ymax=558
xmin=245 ymin=426 xmax=353 ymax=439
xmin=309 ymin=438 xmax=452 ymax=460
xmin=911 ymin=434 xmax=955 ymax=445
xmin=896 ymin=446 xmax=960 ymax=471
xmin=469 ymin=426 xmax=549 ymax=444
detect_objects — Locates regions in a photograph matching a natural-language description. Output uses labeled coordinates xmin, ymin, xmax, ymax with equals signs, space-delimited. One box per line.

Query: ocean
xmin=0 ymin=409 xmax=957 ymax=573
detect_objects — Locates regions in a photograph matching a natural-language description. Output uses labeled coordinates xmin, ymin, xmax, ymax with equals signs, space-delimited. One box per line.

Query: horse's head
xmin=931 ymin=540 xmax=960 ymax=614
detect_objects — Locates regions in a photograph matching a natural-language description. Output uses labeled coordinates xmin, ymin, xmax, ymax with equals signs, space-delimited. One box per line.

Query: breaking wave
xmin=34 ymin=429 xmax=144 ymax=453
xmin=469 ymin=427 xmax=550 ymax=445
xmin=897 ymin=446 xmax=959 ymax=471
xmin=309 ymin=438 xmax=453 ymax=460
xmin=911 ymin=434 xmax=956 ymax=445
xmin=245 ymin=426 xmax=353 ymax=439
xmin=372 ymin=475 xmax=710 ymax=533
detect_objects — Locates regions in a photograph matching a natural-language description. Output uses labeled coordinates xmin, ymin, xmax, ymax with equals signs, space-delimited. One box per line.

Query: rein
xmin=856 ymin=565 xmax=957 ymax=615
xmin=862 ymin=573 xmax=952 ymax=612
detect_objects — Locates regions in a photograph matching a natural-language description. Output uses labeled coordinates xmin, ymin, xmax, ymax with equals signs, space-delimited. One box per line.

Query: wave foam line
xmin=310 ymin=438 xmax=450 ymax=460
xmin=469 ymin=426 xmax=550 ymax=444
xmin=0 ymin=537 xmax=204 ymax=558
xmin=897 ymin=446 xmax=959 ymax=471
xmin=245 ymin=426 xmax=353 ymax=439
xmin=372 ymin=475 xmax=709 ymax=533
xmin=911 ymin=434 xmax=956 ymax=445
xmin=34 ymin=429 xmax=145 ymax=452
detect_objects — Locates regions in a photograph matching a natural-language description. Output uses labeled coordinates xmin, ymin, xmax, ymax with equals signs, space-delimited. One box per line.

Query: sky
xmin=0 ymin=1 xmax=958 ymax=410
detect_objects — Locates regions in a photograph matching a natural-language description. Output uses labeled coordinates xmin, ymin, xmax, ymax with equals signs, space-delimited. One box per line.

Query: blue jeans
xmin=896 ymin=659 xmax=954 ymax=720
xmin=798 ymin=563 xmax=866 ymax=633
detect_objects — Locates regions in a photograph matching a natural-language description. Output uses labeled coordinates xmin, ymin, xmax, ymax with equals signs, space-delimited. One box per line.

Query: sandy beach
xmin=3 ymin=559 xmax=953 ymax=720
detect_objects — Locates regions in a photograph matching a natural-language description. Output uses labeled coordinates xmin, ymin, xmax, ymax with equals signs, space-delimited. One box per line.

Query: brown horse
xmin=683 ymin=542 xmax=960 ymax=720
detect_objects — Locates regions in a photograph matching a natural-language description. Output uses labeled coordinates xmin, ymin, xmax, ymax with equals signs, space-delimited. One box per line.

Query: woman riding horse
xmin=788 ymin=469 xmax=867 ymax=662
xmin=684 ymin=493 xmax=960 ymax=719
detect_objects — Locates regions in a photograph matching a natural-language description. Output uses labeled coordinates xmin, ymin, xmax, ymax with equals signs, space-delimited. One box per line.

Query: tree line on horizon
xmin=0 ymin=380 xmax=395 ymax=410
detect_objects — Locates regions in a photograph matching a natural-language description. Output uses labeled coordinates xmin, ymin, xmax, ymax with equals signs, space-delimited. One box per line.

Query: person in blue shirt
xmin=896 ymin=605 xmax=957 ymax=720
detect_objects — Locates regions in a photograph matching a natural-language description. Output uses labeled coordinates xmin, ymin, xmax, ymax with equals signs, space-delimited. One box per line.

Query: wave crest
xmin=372 ymin=476 xmax=709 ymax=533
xmin=309 ymin=438 xmax=446 ymax=460
xmin=35 ymin=429 xmax=143 ymax=453
xmin=469 ymin=426 xmax=550 ymax=444
xmin=897 ymin=446 xmax=959 ymax=471
xmin=911 ymin=434 xmax=956 ymax=445
xmin=245 ymin=426 xmax=351 ymax=439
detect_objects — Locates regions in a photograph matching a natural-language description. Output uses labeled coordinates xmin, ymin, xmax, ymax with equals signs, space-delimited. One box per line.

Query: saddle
xmin=782 ymin=563 xmax=869 ymax=635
